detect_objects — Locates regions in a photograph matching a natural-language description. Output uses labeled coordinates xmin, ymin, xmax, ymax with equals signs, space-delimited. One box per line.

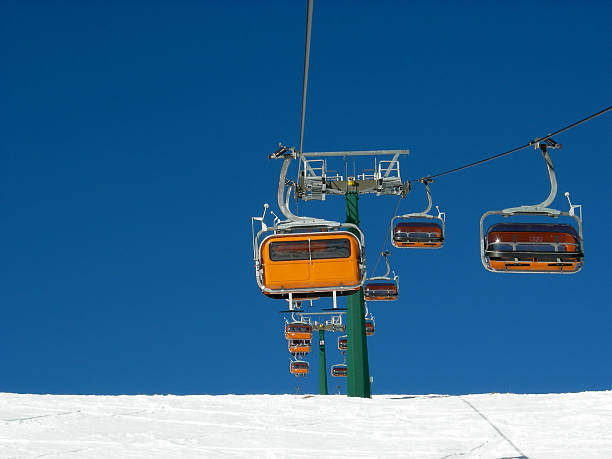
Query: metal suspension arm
xmin=494 ymin=139 xmax=562 ymax=215
xmin=278 ymin=154 xmax=310 ymax=222
xmin=421 ymin=180 xmax=433 ymax=215
xmin=398 ymin=179 xmax=433 ymax=218
xmin=381 ymin=251 xmax=391 ymax=278
xmin=535 ymin=142 xmax=558 ymax=209
xmin=274 ymin=148 xmax=342 ymax=226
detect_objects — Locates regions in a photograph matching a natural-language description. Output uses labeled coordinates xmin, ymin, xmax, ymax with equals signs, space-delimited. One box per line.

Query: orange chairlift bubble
xmin=364 ymin=251 xmax=399 ymax=301
xmin=290 ymin=360 xmax=309 ymax=376
xmin=480 ymin=139 xmax=584 ymax=274
xmin=253 ymin=219 xmax=366 ymax=301
xmin=337 ymin=335 xmax=348 ymax=352
xmin=391 ymin=179 xmax=445 ymax=249
xmin=331 ymin=363 xmax=348 ymax=377
xmin=260 ymin=231 xmax=363 ymax=298
xmin=285 ymin=322 xmax=312 ymax=340
xmin=288 ymin=339 xmax=311 ymax=355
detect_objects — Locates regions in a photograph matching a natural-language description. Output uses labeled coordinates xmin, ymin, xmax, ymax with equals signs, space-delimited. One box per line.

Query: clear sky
xmin=1 ymin=1 xmax=610 ymax=396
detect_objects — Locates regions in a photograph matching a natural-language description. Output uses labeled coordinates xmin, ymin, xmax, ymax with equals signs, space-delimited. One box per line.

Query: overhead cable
xmin=298 ymin=0 xmax=313 ymax=155
xmin=409 ymin=105 xmax=612 ymax=183
xmin=295 ymin=0 xmax=314 ymax=216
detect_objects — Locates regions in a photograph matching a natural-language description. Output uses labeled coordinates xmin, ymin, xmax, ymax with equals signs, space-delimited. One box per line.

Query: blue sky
xmin=1 ymin=1 xmax=610 ymax=395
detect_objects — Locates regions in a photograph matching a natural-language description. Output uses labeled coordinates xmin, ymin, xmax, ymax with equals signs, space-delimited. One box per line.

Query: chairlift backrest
xmin=482 ymin=221 xmax=583 ymax=273
xmin=364 ymin=281 xmax=398 ymax=301
xmin=285 ymin=323 xmax=312 ymax=340
xmin=392 ymin=220 xmax=444 ymax=248
xmin=290 ymin=360 xmax=309 ymax=376
xmin=331 ymin=364 xmax=348 ymax=377
xmin=288 ymin=339 xmax=312 ymax=354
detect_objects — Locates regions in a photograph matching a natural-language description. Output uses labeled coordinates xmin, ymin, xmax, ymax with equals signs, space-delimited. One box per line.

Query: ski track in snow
xmin=460 ymin=399 xmax=526 ymax=458
xmin=0 ymin=391 xmax=611 ymax=458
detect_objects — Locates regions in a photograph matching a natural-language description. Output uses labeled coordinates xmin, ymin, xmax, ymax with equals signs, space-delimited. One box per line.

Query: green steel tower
xmin=345 ymin=191 xmax=371 ymax=398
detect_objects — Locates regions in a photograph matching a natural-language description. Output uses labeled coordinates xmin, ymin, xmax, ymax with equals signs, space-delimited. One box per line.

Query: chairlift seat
xmin=285 ymin=323 xmax=312 ymax=340
xmin=290 ymin=361 xmax=309 ymax=376
xmin=484 ymin=222 xmax=583 ymax=273
xmin=393 ymin=221 xmax=444 ymax=248
xmin=364 ymin=281 xmax=398 ymax=301
xmin=331 ymin=364 xmax=347 ymax=377
xmin=365 ymin=320 xmax=375 ymax=336
xmin=288 ymin=339 xmax=311 ymax=354
xmin=337 ymin=336 xmax=348 ymax=351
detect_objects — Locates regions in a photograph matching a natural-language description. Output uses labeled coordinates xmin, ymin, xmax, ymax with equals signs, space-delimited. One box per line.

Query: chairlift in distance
xmin=288 ymin=339 xmax=311 ymax=355
xmin=364 ymin=251 xmax=399 ymax=301
xmin=365 ymin=316 xmax=375 ymax=336
xmin=480 ymin=139 xmax=584 ymax=274
xmin=391 ymin=179 xmax=445 ymax=249
xmin=290 ymin=360 xmax=309 ymax=376
xmin=285 ymin=322 xmax=312 ymax=340
xmin=331 ymin=363 xmax=347 ymax=377
xmin=337 ymin=335 xmax=348 ymax=352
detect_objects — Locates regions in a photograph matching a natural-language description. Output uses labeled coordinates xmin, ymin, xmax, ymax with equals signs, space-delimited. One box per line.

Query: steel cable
xmin=298 ymin=0 xmax=313 ymax=155
xmin=408 ymin=105 xmax=611 ymax=183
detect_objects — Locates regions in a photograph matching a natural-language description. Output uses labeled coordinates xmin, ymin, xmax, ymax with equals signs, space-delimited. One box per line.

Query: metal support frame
xmin=299 ymin=158 xmax=327 ymax=200
xmin=287 ymin=311 xmax=346 ymax=333
xmin=301 ymin=150 xmax=409 ymax=157
xmin=295 ymin=149 xmax=410 ymax=199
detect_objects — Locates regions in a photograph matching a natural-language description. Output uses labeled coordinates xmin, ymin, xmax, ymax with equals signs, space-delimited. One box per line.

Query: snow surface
xmin=1 ymin=391 xmax=611 ymax=458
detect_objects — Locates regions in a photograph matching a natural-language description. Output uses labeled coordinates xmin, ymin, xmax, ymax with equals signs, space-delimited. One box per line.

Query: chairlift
xmin=252 ymin=148 xmax=367 ymax=299
xmin=253 ymin=218 xmax=366 ymax=300
xmin=337 ymin=335 xmax=348 ymax=351
xmin=331 ymin=363 xmax=347 ymax=377
xmin=480 ymin=139 xmax=584 ymax=273
xmin=257 ymin=227 xmax=365 ymax=299
xmin=364 ymin=251 xmax=399 ymax=301
xmin=288 ymin=339 xmax=311 ymax=355
xmin=285 ymin=322 xmax=312 ymax=340
xmin=365 ymin=318 xmax=375 ymax=336
xmin=290 ymin=360 xmax=309 ymax=376
xmin=391 ymin=179 xmax=445 ymax=248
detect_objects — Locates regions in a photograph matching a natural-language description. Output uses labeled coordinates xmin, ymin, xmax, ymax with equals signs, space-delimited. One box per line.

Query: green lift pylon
xmin=345 ymin=191 xmax=371 ymax=398
xmin=318 ymin=329 xmax=328 ymax=395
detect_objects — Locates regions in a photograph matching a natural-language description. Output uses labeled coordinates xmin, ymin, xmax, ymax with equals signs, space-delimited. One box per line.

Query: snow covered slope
xmin=1 ymin=391 xmax=611 ymax=458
